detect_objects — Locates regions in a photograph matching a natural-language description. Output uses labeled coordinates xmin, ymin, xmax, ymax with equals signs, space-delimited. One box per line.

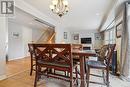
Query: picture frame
xmin=74 ymin=34 xmax=79 ymax=40
xmin=64 ymin=32 xmax=67 ymax=39
xmin=94 ymin=33 xmax=101 ymax=40
xmin=13 ymin=32 xmax=19 ymax=39
xmin=116 ymin=21 xmax=123 ymax=38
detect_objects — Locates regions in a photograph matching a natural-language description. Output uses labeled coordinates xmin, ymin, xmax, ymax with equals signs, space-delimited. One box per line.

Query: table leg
xmin=80 ymin=56 xmax=86 ymax=87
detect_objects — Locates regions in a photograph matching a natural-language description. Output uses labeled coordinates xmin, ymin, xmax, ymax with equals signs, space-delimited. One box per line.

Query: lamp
xmin=50 ymin=0 xmax=69 ymax=17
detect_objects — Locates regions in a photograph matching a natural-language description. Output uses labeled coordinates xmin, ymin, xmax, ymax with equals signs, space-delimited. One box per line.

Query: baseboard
xmin=0 ymin=75 xmax=7 ymax=80
xmin=8 ymin=56 xmax=30 ymax=61
xmin=24 ymin=56 xmax=30 ymax=58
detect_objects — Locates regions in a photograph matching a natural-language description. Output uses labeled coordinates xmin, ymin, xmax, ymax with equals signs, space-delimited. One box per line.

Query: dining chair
xmin=71 ymin=44 xmax=83 ymax=63
xmin=33 ymin=44 xmax=78 ymax=87
xmin=71 ymin=44 xmax=83 ymax=75
xmin=28 ymin=44 xmax=36 ymax=76
xmin=96 ymin=45 xmax=109 ymax=61
xmin=86 ymin=44 xmax=116 ymax=87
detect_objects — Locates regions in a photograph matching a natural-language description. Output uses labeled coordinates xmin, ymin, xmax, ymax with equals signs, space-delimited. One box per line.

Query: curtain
xmin=120 ymin=2 xmax=130 ymax=80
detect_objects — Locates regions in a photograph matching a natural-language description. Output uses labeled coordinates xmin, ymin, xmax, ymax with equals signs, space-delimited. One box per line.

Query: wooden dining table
xmin=72 ymin=50 xmax=96 ymax=87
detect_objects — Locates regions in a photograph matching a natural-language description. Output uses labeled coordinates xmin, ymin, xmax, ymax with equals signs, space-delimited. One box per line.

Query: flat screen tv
xmin=81 ymin=38 xmax=91 ymax=44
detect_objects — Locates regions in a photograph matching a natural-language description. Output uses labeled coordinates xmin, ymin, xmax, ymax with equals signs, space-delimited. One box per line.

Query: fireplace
xmin=83 ymin=47 xmax=91 ymax=50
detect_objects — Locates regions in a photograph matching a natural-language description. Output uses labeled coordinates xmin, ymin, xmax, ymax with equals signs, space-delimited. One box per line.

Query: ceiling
xmin=23 ymin=0 xmax=115 ymax=30
xmin=9 ymin=8 xmax=49 ymax=30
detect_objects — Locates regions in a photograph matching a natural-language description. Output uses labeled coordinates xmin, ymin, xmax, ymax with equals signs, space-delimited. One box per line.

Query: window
xmin=104 ymin=27 xmax=116 ymax=44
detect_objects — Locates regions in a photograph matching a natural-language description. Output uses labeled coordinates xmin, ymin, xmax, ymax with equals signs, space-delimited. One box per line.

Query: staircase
xmin=37 ymin=28 xmax=55 ymax=43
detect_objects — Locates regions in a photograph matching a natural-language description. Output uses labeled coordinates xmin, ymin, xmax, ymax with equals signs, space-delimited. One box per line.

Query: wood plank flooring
xmin=6 ymin=57 xmax=30 ymax=77
xmin=0 ymin=57 xmax=129 ymax=87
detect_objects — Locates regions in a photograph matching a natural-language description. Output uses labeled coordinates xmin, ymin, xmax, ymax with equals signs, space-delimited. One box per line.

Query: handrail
xmin=36 ymin=28 xmax=55 ymax=43
xmin=48 ymin=32 xmax=56 ymax=42
xmin=37 ymin=29 xmax=49 ymax=42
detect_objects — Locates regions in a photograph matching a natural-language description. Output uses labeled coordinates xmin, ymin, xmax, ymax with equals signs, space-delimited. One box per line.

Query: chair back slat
xmin=105 ymin=44 xmax=116 ymax=66
xmin=98 ymin=45 xmax=109 ymax=61
xmin=28 ymin=44 xmax=35 ymax=58
xmin=108 ymin=44 xmax=116 ymax=61
xmin=33 ymin=44 xmax=72 ymax=66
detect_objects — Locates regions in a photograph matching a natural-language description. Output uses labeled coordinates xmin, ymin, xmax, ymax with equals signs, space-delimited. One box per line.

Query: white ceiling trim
xmin=15 ymin=0 xmax=58 ymax=27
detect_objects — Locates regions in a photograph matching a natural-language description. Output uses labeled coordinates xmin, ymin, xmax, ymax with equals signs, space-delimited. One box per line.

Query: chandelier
xmin=49 ymin=0 xmax=69 ymax=17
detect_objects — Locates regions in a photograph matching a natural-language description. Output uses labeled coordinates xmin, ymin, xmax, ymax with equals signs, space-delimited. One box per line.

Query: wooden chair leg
xmin=86 ymin=66 xmax=90 ymax=87
xmin=64 ymin=71 xmax=66 ymax=76
xmin=47 ymin=68 xmax=49 ymax=78
xmin=67 ymin=71 xmax=69 ymax=77
xmin=75 ymin=66 xmax=78 ymax=86
xmin=106 ymin=69 xmax=109 ymax=87
xmin=84 ymin=58 xmax=87 ymax=73
xmin=34 ymin=66 xmax=38 ymax=87
xmin=38 ymin=66 xmax=41 ymax=81
xmin=102 ymin=70 xmax=105 ymax=83
xmin=54 ymin=69 xmax=56 ymax=74
xmin=30 ymin=67 xmax=33 ymax=76
xmin=30 ymin=59 xmax=33 ymax=76
xmin=70 ymin=70 xmax=73 ymax=87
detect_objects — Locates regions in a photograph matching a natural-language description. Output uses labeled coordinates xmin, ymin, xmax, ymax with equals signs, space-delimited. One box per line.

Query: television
xmin=81 ymin=38 xmax=91 ymax=44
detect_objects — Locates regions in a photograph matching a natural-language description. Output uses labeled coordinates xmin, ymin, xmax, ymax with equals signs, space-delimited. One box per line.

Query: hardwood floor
xmin=6 ymin=57 xmax=30 ymax=77
xmin=0 ymin=71 xmax=35 ymax=87
xmin=0 ymin=57 xmax=129 ymax=87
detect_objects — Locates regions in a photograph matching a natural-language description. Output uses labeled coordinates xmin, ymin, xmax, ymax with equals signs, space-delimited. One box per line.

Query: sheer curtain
xmin=120 ymin=2 xmax=130 ymax=80
xmin=125 ymin=2 xmax=130 ymax=80
xmin=104 ymin=27 xmax=116 ymax=44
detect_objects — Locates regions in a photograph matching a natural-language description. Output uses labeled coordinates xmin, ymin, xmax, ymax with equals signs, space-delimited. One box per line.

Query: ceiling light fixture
xmin=50 ymin=0 xmax=69 ymax=17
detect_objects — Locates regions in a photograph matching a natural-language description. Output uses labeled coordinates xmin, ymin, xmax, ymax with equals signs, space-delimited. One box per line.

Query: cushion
xmin=37 ymin=60 xmax=77 ymax=68
xmin=86 ymin=60 xmax=106 ymax=68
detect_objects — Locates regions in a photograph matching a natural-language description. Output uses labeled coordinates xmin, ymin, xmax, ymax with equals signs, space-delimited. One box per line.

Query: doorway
xmin=6 ymin=7 xmax=55 ymax=77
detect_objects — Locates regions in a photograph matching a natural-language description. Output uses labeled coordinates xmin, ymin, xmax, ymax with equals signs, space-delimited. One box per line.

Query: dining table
xmin=72 ymin=50 xmax=96 ymax=87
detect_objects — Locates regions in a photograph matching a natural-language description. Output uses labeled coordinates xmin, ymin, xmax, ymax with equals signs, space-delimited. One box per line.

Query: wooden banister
xmin=48 ymin=32 xmax=56 ymax=43
xmin=37 ymin=29 xmax=49 ymax=43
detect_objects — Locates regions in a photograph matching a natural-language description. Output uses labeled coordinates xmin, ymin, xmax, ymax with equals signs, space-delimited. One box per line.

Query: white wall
xmin=8 ymin=22 xmax=32 ymax=60
xmin=0 ymin=18 xmax=7 ymax=80
xmin=8 ymin=21 xmax=48 ymax=60
xmin=54 ymin=23 xmax=65 ymax=43
xmin=22 ymin=26 xmax=32 ymax=56
xmin=8 ymin=22 xmax=24 ymax=60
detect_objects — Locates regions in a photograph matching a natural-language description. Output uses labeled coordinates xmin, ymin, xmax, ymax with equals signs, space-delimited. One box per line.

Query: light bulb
xmin=56 ymin=8 xmax=59 ymax=13
xmin=63 ymin=0 xmax=68 ymax=5
xmin=52 ymin=0 xmax=58 ymax=5
xmin=50 ymin=5 xmax=54 ymax=10
xmin=66 ymin=7 xmax=69 ymax=11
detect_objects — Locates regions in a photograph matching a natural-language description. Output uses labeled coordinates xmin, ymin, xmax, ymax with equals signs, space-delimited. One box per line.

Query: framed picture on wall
xmin=13 ymin=32 xmax=19 ymax=39
xmin=74 ymin=34 xmax=79 ymax=40
xmin=64 ymin=32 xmax=67 ymax=39
xmin=94 ymin=33 xmax=101 ymax=40
xmin=116 ymin=21 xmax=123 ymax=38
